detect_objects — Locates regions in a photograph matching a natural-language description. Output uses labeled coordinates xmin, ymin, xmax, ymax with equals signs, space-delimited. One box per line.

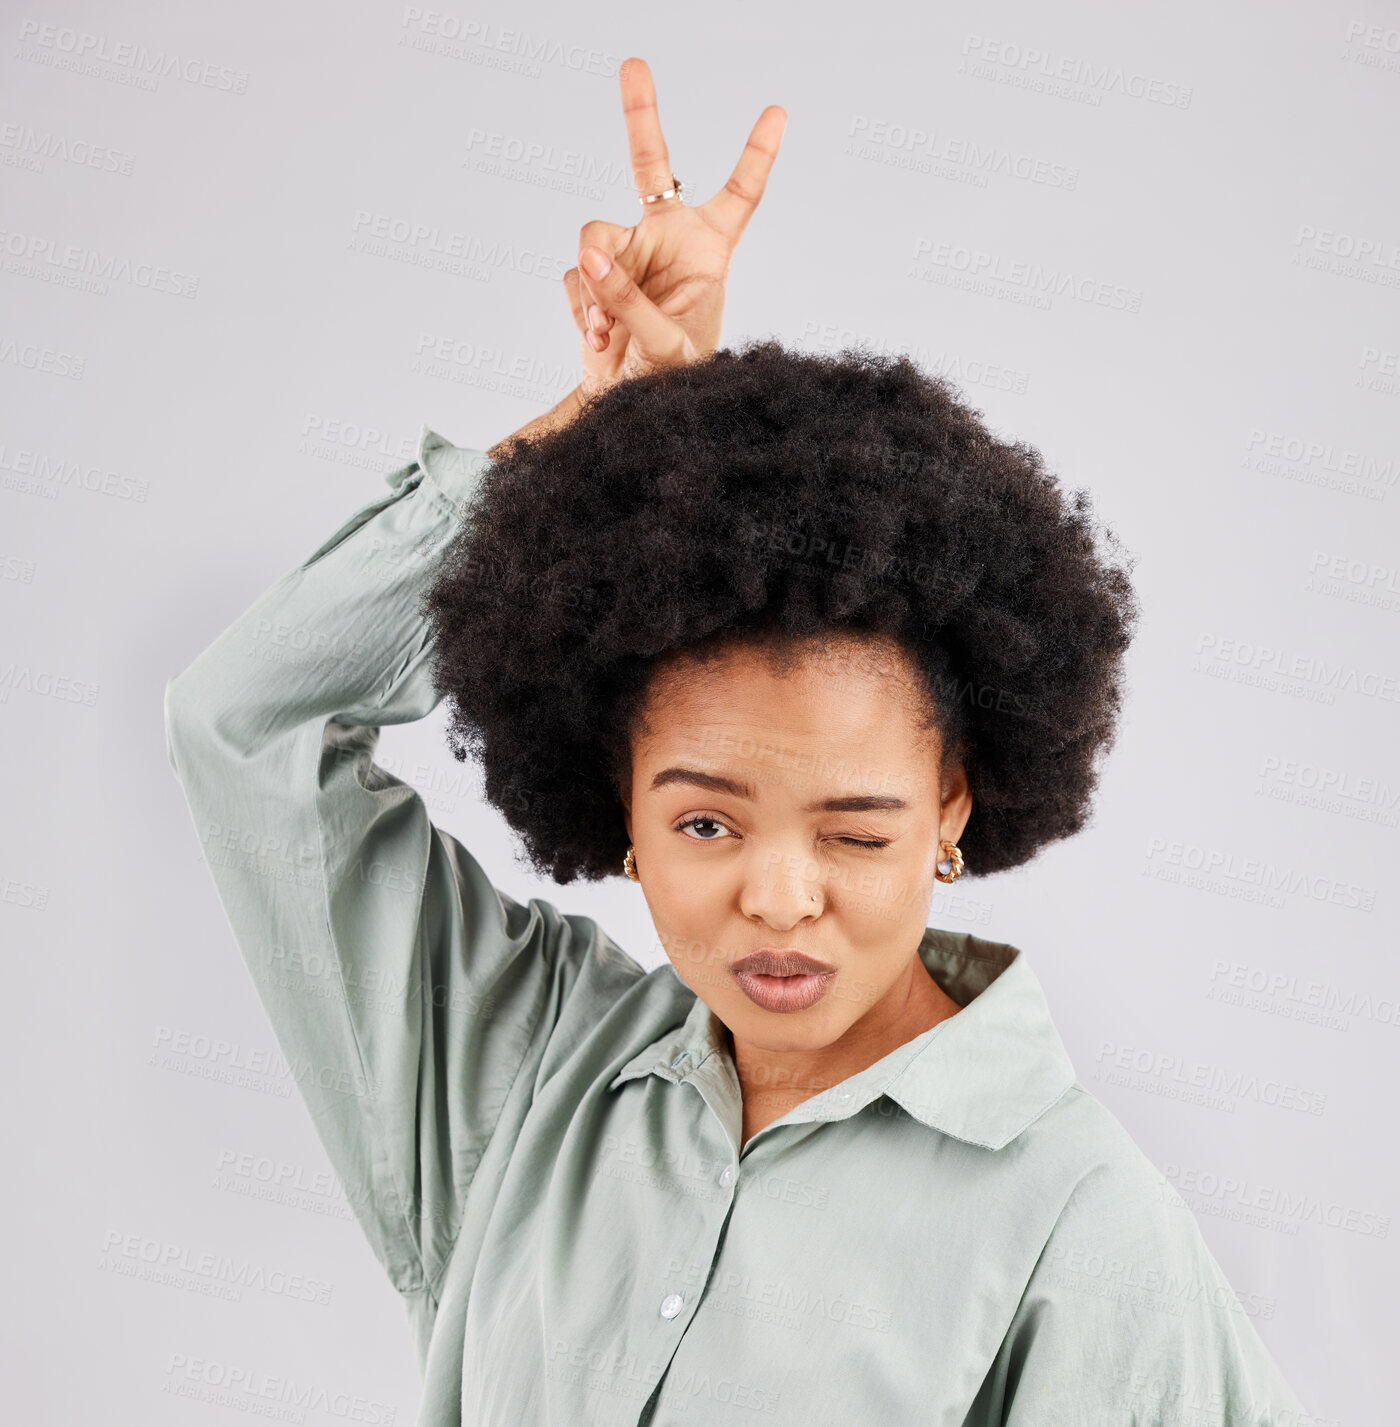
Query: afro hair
xmin=419 ymin=337 xmax=1140 ymax=884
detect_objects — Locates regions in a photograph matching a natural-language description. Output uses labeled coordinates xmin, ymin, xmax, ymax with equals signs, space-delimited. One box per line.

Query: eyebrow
xmin=648 ymin=766 xmax=909 ymax=814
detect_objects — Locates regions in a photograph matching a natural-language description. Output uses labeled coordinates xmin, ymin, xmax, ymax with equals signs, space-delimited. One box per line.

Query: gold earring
xmin=623 ymin=844 xmax=640 ymax=882
xmin=934 ymin=839 xmax=964 ymax=883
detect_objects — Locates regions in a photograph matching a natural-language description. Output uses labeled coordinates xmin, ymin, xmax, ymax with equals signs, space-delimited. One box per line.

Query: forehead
xmin=632 ymin=635 xmax=939 ymax=795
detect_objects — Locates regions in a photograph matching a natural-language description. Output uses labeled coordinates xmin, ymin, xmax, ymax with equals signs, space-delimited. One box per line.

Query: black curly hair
xmin=419 ymin=337 xmax=1140 ymax=884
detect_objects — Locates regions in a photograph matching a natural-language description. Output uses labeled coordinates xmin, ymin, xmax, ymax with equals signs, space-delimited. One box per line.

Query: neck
xmin=727 ymin=954 xmax=961 ymax=1144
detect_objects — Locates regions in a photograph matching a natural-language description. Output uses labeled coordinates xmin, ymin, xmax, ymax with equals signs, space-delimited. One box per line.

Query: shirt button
xmin=660 ymin=1293 xmax=685 ymax=1319
xmin=718 ymin=1164 xmax=734 ymax=1189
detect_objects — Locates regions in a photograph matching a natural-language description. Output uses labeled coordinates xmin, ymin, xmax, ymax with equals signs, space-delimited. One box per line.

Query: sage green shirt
xmin=163 ymin=424 xmax=1312 ymax=1426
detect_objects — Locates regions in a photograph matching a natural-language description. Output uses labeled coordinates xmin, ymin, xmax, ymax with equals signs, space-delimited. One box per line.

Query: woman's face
xmin=619 ymin=631 xmax=972 ymax=1056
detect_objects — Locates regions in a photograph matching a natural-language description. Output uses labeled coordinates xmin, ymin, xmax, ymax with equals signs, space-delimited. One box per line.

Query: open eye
xmin=675 ymin=814 xmax=737 ymax=842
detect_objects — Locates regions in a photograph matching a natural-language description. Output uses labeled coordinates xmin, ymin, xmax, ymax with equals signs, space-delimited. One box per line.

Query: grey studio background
xmin=2 ymin=1 xmax=1396 ymax=1422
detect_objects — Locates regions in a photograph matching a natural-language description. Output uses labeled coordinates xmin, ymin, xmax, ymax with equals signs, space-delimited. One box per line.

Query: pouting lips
xmin=731 ymin=967 xmax=835 ymax=1013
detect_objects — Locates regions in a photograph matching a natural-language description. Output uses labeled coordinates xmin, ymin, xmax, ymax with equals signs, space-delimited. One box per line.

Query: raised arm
xmin=162 ymin=416 xmax=640 ymax=1315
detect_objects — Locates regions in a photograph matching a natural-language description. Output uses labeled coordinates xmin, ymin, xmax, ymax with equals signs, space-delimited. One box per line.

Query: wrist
xmin=487 ymin=385 xmax=588 ymax=461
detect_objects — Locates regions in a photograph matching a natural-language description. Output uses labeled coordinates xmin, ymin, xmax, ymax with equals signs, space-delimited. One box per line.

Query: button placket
xmin=651 ymin=1122 xmax=731 ymax=1335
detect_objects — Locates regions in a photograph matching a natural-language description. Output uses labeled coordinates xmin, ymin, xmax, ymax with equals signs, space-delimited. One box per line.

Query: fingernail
xmin=581 ymin=247 xmax=611 ymax=280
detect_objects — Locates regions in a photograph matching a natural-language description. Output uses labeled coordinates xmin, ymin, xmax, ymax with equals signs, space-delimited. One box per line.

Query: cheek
xmin=636 ymin=848 xmax=733 ymax=993
xmin=664 ymin=932 xmax=741 ymax=1009
xmin=840 ymin=844 xmax=933 ymax=926
xmin=906 ymin=831 xmax=943 ymax=901
xmin=640 ymin=844 xmax=704 ymax=917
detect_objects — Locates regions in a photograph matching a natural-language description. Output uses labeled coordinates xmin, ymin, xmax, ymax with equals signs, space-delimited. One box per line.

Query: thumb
xmin=578 ymin=246 xmax=688 ymax=365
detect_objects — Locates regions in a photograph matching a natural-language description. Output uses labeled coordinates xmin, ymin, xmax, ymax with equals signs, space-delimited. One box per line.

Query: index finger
xmin=619 ymin=56 xmax=674 ymax=200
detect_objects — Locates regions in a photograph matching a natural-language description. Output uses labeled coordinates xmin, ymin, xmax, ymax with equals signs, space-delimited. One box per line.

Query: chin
xmin=726 ymin=996 xmax=847 ymax=1047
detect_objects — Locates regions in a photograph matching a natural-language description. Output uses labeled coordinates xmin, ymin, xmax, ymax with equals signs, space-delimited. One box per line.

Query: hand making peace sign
xmin=563 ymin=57 xmax=787 ymax=398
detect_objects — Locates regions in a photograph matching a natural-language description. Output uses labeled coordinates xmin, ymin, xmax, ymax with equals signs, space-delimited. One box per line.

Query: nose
xmin=739 ymin=846 xmax=825 ymax=929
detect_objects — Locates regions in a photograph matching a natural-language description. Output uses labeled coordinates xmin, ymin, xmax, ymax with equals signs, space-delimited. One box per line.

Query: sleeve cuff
xmin=401 ymin=423 xmax=492 ymax=517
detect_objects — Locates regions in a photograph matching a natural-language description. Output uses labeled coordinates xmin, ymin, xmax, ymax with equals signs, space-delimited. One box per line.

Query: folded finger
xmin=563 ymin=267 xmax=589 ymax=335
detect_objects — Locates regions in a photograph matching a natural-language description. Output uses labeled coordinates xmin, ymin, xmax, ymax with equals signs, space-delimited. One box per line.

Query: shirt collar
xmin=606 ymin=928 xmax=1077 ymax=1152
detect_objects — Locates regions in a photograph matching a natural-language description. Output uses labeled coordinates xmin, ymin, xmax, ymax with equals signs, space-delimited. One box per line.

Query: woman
xmin=164 ymin=58 xmax=1309 ymax=1426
